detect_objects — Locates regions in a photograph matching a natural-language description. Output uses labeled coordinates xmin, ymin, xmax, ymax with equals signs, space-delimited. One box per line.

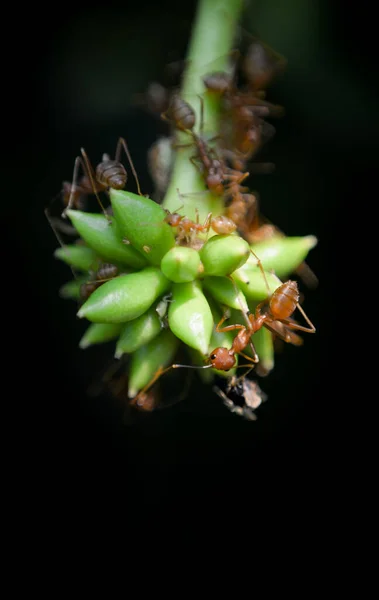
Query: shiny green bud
xmin=79 ymin=323 xmax=122 ymax=349
xmin=250 ymin=326 xmax=274 ymax=376
xmin=168 ymin=280 xmax=213 ymax=355
xmin=77 ymin=266 xmax=170 ymax=323
xmin=161 ymin=246 xmax=202 ymax=283
xmin=115 ymin=305 xmax=162 ymax=358
xmin=59 ymin=276 xmax=88 ymax=300
xmin=199 ymin=234 xmax=250 ymax=276
xmin=54 ymin=245 xmax=99 ymax=272
xmin=248 ymin=235 xmax=318 ymax=278
xmin=202 ymin=276 xmax=249 ymax=312
xmin=110 ymin=189 xmax=175 ymax=266
xmin=232 ymin=265 xmax=281 ymax=302
xmin=128 ymin=329 xmax=180 ymax=398
xmin=66 ymin=210 xmax=148 ymax=269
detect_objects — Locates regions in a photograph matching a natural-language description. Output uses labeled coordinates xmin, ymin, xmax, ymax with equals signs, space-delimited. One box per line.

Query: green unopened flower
xmin=232 ymin=265 xmax=281 ymax=302
xmin=77 ymin=266 xmax=170 ymax=323
xmin=168 ymin=280 xmax=213 ymax=355
xmin=248 ymin=235 xmax=318 ymax=279
xmin=66 ymin=210 xmax=148 ymax=269
xmin=115 ymin=305 xmax=162 ymax=358
xmin=161 ymin=246 xmax=203 ymax=282
xmin=79 ymin=323 xmax=123 ymax=349
xmin=202 ymin=275 xmax=249 ymax=312
xmin=59 ymin=276 xmax=88 ymax=300
xmin=250 ymin=326 xmax=274 ymax=376
xmin=128 ymin=329 xmax=180 ymax=398
xmin=54 ymin=245 xmax=99 ymax=272
xmin=110 ymin=189 xmax=175 ymax=266
xmin=199 ymin=234 xmax=250 ymax=276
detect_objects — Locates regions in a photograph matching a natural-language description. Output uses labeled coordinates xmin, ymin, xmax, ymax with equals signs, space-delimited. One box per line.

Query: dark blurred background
xmin=4 ymin=0 xmax=377 ymax=518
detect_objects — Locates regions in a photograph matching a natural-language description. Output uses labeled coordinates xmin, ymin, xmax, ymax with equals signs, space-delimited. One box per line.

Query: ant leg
xmin=79 ymin=150 xmax=111 ymax=220
xmin=132 ymin=361 xmax=213 ymax=402
xmin=295 ymin=261 xmax=319 ymax=289
xmin=116 ymin=137 xmax=143 ymax=196
xmin=215 ymin=311 xmax=245 ymax=334
xmin=279 ymin=310 xmax=316 ymax=334
xmin=45 ymin=206 xmax=77 ymax=280
xmin=62 ymin=156 xmax=84 ymax=218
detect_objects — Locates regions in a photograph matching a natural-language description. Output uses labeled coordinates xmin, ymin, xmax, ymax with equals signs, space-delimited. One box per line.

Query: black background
xmin=3 ymin=0 xmax=376 ymax=524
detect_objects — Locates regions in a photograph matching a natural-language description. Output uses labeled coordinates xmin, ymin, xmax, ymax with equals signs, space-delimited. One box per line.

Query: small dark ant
xmin=62 ymin=137 xmax=142 ymax=219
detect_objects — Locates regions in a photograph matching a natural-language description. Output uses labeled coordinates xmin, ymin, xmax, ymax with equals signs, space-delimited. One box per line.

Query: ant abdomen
xmin=96 ymin=263 xmax=119 ymax=281
xmin=163 ymin=95 xmax=196 ymax=131
xmin=269 ymin=280 xmax=299 ymax=320
xmin=96 ymin=155 xmax=127 ymax=190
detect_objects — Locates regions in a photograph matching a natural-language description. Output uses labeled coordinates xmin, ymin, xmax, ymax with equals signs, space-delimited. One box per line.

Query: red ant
xmin=164 ymin=198 xmax=237 ymax=246
xmin=62 ymin=137 xmax=143 ymax=219
xmin=207 ymin=279 xmax=315 ymax=372
xmin=130 ymin=270 xmax=315 ymax=407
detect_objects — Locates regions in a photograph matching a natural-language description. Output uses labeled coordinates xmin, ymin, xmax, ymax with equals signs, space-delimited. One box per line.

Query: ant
xmin=206 ymin=278 xmax=315 ymax=372
xmin=160 ymin=94 xmax=251 ymax=198
xmin=79 ymin=263 xmax=119 ymax=302
xmin=130 ymin=266 xmax=315 ymax=408
xmin=164 ymin=200 xmax=237 ymax=246
xmin=62 ymin=137 xmax=143 ymax=219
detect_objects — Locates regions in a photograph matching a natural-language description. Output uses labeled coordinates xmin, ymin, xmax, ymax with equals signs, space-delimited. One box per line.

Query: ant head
xmin=208 ymin=347 xmax=236 ymax=371
xmin=206 ymin=174 xmax=224 ymax=195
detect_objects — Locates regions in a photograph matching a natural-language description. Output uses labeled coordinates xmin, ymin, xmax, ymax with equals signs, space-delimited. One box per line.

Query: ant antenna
xmin=116 ymin=137 xmax=143 ymax=196
xmin=131 ymin=362 xmax=213 ymax=400
xmin=45 ymin=206 xmax=77 ymax=280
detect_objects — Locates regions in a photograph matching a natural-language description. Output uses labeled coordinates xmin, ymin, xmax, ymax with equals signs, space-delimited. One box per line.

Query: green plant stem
xmin=162 ymin=0 xmax=244 ymax=222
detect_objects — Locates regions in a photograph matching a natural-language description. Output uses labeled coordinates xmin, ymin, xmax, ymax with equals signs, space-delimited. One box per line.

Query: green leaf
xmin=77 ymin=266 xmax=170 ymax=323
xmin=66 ymin=210 xmax=148 ymax=269
xmin=110 ymin=189 xmax=175 ymax=266
xmin=168 ymin=280 xmax=213 ymax=355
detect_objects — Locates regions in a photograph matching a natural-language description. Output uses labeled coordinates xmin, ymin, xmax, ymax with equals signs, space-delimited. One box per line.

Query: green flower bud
xmin=115 ymin=305 xmax=162 ymax=358
xmin=66 ymin=210 xmax=148 ymax=269
xmin=128 ymin=329 xmax=180 ymax=398
xmin=248 ymin=235 xmax=318 ymax=279
xmin=54 ymin=245 xmax=99 ymax=272
xmin=250 ymin=326 xmax=274 ymax=376
xmin=59 ymin=276 xmax=88 ymax=300
xmin=202 ymin=276 xmax=249 ymax=312
xmin=232 ymin=265 xmax=281 ymax=302
xmin=168 ymin=281 xmax=213 ymax=355
xmin=199 ymin=234 xmax=250 ymax=276
xmin=110 ymin=189 xmax=175 ymax=266
xmin=79 ymin=323 xmax=122 ymax=349
xmin=161 ymin=246 xmax=202 ymax=283
xmin=77 ymin=266 xmax=170 ymax=323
